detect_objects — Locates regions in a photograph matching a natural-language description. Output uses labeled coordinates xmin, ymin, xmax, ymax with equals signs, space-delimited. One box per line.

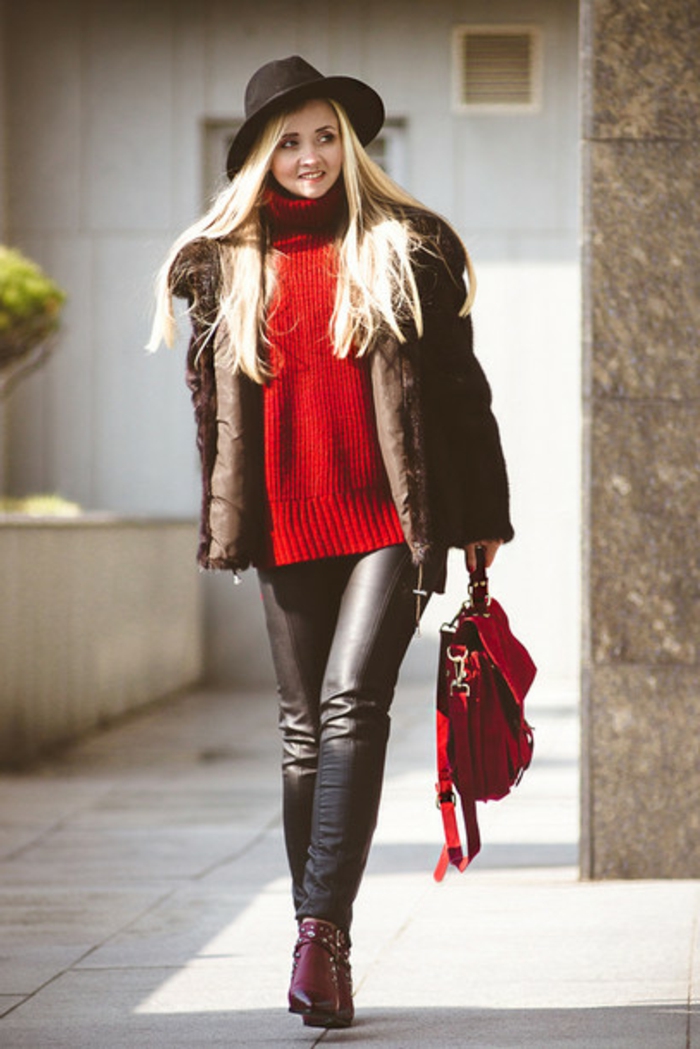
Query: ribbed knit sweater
xmin=261 ymin=181 xmax=404 ymax=566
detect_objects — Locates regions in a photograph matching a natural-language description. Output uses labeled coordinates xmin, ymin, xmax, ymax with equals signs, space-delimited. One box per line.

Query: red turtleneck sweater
xmin=261 ymin=181 xmax=404 ymax=567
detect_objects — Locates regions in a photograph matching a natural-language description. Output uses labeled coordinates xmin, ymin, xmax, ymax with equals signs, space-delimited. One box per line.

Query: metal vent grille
xmin=454 ymin=26 xmax=541 ymax=111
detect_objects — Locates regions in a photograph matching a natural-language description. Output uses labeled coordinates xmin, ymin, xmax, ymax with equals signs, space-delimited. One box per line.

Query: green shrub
xmin=0 ymin=246 xmax=67 ymax=368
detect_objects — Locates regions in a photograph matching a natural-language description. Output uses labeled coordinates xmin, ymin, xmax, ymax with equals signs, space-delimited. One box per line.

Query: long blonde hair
xmin=148 ymin=99 xmax=475 ymax=383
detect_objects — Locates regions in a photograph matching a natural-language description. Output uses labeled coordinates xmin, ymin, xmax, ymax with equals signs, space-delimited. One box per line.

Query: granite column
xmin=581 ymin=0 xmax=700 ymax=877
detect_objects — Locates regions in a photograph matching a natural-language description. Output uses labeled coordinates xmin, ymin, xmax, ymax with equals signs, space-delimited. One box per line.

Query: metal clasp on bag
xmin=436 ymin=788 xmax=456 ymax=810
xmin=447 ymin=646 xmax=470 ymax=694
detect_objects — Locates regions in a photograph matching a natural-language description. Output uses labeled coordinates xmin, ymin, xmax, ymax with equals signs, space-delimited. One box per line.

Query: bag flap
xmin=464 ymin=598 xmax=536 ymax=705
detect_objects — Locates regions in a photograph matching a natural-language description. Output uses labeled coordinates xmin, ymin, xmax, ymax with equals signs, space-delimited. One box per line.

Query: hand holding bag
xmin=434 ymin=546 xmax=536 ymax=880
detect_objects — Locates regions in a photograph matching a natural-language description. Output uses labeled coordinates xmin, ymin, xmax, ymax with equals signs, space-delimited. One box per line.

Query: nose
xmin=299 ymin=143 xmax=321 ymax=167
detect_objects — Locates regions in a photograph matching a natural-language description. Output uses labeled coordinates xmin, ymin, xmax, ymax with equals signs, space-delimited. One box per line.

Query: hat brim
xmin=226 ymin=75 xmax=385 ymax=179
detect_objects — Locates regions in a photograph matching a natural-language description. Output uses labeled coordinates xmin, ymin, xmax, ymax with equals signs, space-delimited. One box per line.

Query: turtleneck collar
xmin=264 ymin=177 xmax=347 ymax=239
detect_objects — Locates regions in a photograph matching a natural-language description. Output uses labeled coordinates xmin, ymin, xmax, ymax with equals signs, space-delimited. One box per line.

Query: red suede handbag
xmin=434 ymin=547 xmax=536 ymax=880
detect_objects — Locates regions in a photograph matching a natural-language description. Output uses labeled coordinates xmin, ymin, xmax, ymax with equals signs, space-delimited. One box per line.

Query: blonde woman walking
xmin=151 ymin=55 xmax=513 ymax=1029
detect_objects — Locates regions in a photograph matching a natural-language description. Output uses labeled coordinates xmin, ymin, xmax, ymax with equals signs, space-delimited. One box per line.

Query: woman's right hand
xmin=464 ymin=540 xmax=502 ymax=573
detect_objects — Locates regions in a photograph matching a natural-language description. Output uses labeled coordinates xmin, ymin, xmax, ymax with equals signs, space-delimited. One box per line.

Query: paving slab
xmin=0 ymin=999 xmax=26 ymax=1019
xmin=0 ymin=885 xmax=171 ymax=993
xmin=0 ymin=970 xmax=318 ymax=1048
xmin=0 ymin=683 xmax=697 ymax=1048
xmin=317 ymin=1004 xmax=690 ymax=1049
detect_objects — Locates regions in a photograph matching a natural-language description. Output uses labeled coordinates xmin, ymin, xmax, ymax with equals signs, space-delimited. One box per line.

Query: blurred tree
xmin=0 ymin=246 xmax=66 ymax=401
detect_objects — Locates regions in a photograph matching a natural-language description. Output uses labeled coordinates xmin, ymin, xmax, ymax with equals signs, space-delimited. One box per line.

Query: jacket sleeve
xmin=417 ymin=220 xmax=514 ymax=546
xmin=168 ymin=238 xmax=222 ymax=566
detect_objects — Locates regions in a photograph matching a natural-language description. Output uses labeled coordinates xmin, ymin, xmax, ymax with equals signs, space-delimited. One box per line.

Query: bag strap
xmin=435 ymin=702 xmax=470 ymax=881
xmin=434 ymin=642 xmax=482 ymax=881
xmin=469 ymin=543 xmax=489 ymax=613
xmin=433 ymin=549 xmax=491 ymax=881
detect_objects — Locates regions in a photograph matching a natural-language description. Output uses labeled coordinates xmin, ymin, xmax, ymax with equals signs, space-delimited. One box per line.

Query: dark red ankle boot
xmin=288 ymin=918 xmax=353 ymax=1028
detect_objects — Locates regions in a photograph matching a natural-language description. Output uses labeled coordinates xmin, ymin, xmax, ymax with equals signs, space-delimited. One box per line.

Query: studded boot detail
xmin=288 ymin=918 xmax=353 ymax=1028
xmin=333 ymin=926 xmax=354 ymax=1028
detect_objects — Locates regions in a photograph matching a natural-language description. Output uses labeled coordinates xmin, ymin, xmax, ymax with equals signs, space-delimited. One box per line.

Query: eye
xmin=278 ymin=137 xmax=297 ymax=150
xmin=318 ymin=131 xmax=337 ymax=144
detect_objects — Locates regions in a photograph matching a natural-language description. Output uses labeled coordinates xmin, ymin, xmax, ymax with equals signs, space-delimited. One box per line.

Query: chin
xmin=297 ymin=180 xmax=328 ymax=198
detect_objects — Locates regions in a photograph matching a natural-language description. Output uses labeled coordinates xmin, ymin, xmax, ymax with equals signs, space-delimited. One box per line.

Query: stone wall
xmin=581 ymin=0 xmax=700 ymax=877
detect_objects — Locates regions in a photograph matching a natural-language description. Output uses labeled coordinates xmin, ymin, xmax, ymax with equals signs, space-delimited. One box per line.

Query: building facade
xmin=1 ymin=0 xmax=581 ymax=690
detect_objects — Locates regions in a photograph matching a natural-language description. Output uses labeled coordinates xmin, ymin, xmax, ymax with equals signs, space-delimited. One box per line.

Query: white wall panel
xmin=6 ymin=0 xmax=83 ymax=233
xmin=403 ymin=258 xmax=581 ymax=688
xmin=171 ymin=0 xmax=210 ymax=222
xmin=326 ymin=2 xmax=370 ymax=71
xmin=91 ymin=233 xmax=199 ymax=513
xmin=83 ymin=2 xmax=174 ymax=231
xmin=205 ymin=0 xmax=295 ymax=117
xmin=5 ymin=0 xmax=581 ymax=692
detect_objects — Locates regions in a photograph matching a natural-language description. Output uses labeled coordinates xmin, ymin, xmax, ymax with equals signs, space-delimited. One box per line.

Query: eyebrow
xmin=280 ymin=123 xmax=338 ymax=137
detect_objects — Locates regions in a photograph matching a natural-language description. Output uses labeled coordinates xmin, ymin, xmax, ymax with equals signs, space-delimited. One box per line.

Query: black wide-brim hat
xmin=226 ymin=55 xmax=385 ymax=178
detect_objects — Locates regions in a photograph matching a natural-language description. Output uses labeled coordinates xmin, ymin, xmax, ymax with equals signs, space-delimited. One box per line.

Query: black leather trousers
xmin=258 ymin=543 xmax=443 ymax=935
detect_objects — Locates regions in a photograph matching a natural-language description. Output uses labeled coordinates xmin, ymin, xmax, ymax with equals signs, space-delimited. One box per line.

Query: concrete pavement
xmin=0 ymin=670 xmax=697 ymax=1047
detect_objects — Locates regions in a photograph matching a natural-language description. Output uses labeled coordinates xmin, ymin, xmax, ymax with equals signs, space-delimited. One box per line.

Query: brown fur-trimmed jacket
xmin=170 ymin=211 xmax=514 ymax=574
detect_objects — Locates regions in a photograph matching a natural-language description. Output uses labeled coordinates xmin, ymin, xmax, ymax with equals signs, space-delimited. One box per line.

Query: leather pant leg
xmin=258 ymin=544 xmax=444 ymax=933
xmin=258 ymin=555 xmax=353 ymax=914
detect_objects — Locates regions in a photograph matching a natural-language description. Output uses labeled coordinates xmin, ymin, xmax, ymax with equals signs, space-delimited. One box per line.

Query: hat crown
xmin=226 ymin=54 xmax=384 ymax=178
xmin=245 ymin=55 xmax=324 ymax=120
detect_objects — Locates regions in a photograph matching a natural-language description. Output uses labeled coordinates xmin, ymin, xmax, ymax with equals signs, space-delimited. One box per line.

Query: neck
xmin=264 ymin=178 xmax=346 ymax=238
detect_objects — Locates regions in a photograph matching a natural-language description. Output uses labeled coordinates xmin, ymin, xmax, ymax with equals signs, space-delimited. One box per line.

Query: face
xmin=270 ymin=98 xmax=344 ymax=199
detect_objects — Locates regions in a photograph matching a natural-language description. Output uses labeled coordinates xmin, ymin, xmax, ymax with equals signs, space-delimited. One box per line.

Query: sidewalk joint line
xmin=192 ymin=812 xmax=282 ymax=881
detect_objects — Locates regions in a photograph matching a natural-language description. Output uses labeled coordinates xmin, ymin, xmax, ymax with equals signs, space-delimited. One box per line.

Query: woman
xmin=150 ymin=55 xmax=513 ymax=1029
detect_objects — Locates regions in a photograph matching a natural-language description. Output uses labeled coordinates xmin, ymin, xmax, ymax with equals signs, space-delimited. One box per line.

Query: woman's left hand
xmin=464 ymin=540 xmax=502 ymax=572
